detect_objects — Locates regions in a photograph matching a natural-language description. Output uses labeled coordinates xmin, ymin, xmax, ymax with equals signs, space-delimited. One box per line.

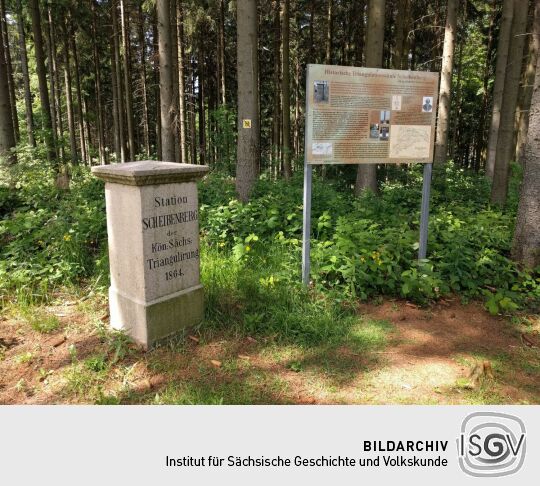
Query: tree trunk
xmin=271 ymin=0 xmax=281 ymax=173
xmin=29 ymin=0 xmax=55 ymax=161
xmin=0 ymin=6 xmax=16 ymax=166
xmin=110 ymin=35 xmax=122 ymax=162
xmin=474 ymin=5 xmax=496 ymax=171
xmin=120 ymin=0 xmax=135 ymax=160
xmin=138 ymin=3 xmax=150 ymax=158
xmin=309 ymin=0 xmax=315 ymax=62
xmin=112 ymin=1 xmax=126 ymax=162
xmin=294 ymin=45 xmax=300 ymax=158
xmin=176 ymin=0 xmax=187 ymax=163
xmin=393 ymin=0 xmax=406 ymax=69
xmin=511 ymin=0 xmax=540 ymax=268
xmin=16 ymin=1 xmax=35 ymax=147
xmin=433 ymin=0 xmax=457 ymax=165
xmin=343 ymin=2 xmax=352 ymax=64
xmin=198 ymin=33 xmax=206 ymax=165
xmin=152 ymin=11 xmax=162 ymax=159
xmin=83 ymin=97 xmax=92 ymax=157
xmin=355 ymin=0 xmax=385 ymax=196
xmin=92 ymin=0 xmax=106 ymax=164
xmin=491 ymin=0 xmax=529 ymax=205
xmin=450 ymin=35 xmax=463 ymax=161
xmin=515 ymin=15 xmax=539 ymax=165
xmin=236 ymin=0 xmax=260 ymax=202
xmin=70 ymin=25 xmax=88 ymax=165
xmin=353 ymin=0 xmax=366 ymax=64
xmin=430 ymin=0 xmax=441 ymax=72
xmin=46 ymin=6 xmax=64 ymax=165
xmin=0 ymin=0 xmax=18 ymax=142
xmin=409 ymin=14 xmax=416 ymax=69
xmin=189 ymin=59 xmax=197 ymax=164
xmin=219 ymin=0 xmax=226 ymax=106
xmin=63 ymin=23 xmax=78 ymax=165
xmin=486 ymin=0 xmax=514 ymax=179
xmin=282 ymin=0 xmax=291 ymax=179
xmin=402 ymin=0 xmax=411 ymax=68
xmin=170 ymin=0 xmax=179 ymax=162
xmin=325 ymin=0 xmax=333 ymax=64
xmin=157 ymin=0 xmax=175 ymax=161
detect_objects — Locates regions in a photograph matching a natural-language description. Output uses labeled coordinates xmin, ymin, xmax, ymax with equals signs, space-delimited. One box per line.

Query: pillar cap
xmin=92 ymin=161 xmax=210 ymax=186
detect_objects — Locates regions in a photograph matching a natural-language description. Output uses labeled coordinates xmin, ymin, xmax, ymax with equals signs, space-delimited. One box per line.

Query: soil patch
xmin=1 ymin=298 xmax=538 ymax=404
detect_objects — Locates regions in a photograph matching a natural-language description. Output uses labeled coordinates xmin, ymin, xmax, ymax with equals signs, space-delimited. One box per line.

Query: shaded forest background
xmin=0 ymin=0 xmax=539 ymax=278
xmin=0 ymin=1 xmax=535 ymax=179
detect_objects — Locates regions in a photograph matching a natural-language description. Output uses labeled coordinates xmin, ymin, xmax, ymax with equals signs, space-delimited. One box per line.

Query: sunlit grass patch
xmin=15 ymin=351 xmax=35 ymax=364
xmin=202 ymin=247 xmax=361 ymax=346
xmin=17 ymin=307 xmax=61 ymax=334
xmin=348 ymin=317 xmax=394 ymax=352
xmin=151 ymin=372 xmax=291 ymax=405
xmin=63 ymin=362 xmax=106 ymax=397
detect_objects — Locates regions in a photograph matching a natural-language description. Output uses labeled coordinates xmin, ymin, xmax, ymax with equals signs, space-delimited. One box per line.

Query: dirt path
xmin=1 ymin=298 xmax=539 ymax=405
xmin=352 ymin=299 xmax=539 ymax=404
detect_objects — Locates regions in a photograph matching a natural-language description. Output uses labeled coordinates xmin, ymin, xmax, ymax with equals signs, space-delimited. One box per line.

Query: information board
xmin=305 ymin=64 xmax=439 ymax=164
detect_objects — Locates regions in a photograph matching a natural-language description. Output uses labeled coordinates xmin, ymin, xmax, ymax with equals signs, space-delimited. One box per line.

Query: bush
xmin=0 ymin=158 xmax=108 ymax=300
xmin=1 ymin=157 xmax=538 ymax=315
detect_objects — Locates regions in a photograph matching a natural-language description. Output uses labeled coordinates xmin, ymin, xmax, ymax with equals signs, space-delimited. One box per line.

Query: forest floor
xmin=1 ymin=294 xmax=539 ymax=405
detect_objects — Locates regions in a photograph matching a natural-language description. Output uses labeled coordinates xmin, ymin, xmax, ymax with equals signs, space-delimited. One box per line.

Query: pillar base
xmin=109 ymin=285 xmax=204 ymax=349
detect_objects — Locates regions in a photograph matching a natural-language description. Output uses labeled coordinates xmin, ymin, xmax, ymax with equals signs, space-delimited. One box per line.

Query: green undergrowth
xmin=201 ymin=246 xmax=359 ymax=345
xmin=1 ymin=157 xmax=539 ymax=336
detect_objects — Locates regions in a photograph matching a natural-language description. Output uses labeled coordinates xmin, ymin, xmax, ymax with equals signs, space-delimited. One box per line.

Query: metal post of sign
xmin=302 ymin=162 xmax=313 ymax=285
xmin=418 ymin=162 xmax=433 ymax=260
xmin=302 ymin=64 xmax=313 ymax=286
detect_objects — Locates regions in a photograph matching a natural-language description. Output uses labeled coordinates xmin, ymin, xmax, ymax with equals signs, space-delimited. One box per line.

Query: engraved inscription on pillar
xmin=141 ymin=183 xmax=200 ymax=301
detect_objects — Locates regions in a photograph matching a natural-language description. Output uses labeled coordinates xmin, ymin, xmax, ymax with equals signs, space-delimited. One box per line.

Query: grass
xmin=64 ymin=362 xmax=104 ymax=396
xmin=15 ymin=351 xmax=34 ymax=364
xmin=17 ymin=307 xmax=61 ymax=334
xmin=202 ymin=246 xmax=362 ymax=346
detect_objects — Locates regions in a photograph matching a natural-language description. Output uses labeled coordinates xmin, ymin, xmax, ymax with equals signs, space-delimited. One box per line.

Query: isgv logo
xmin=457 ymin=412 xmax=526 ymax=477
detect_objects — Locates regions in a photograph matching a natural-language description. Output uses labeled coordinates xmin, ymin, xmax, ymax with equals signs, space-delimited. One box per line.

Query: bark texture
xmin=486 ymin=0 xmax=514 ymax=179
xmin=92 ymin=0 xmax=105 ymax=163
xmin=515 ymin=11 xmax=539 ymax=164
xmin=282 ymin=0 xmax=291 ymax=179
xmin=0 ymin=5 xmax=15 ymax=165
xmin=393 ymin=0 xmax=406 ymax=69
xmin=176 ymin=0 xmax=187 ymax=163
xmin=434 ymin=0 xmax=458 ymax=165
xmin=512 ymin=1 xmax=540 ymax=268
xmin=0 ymin=0 xmax=18 ymax=141
xmin=218 ymin=0 xmax=226 ymax=105
xmin=17 ymin=2 xmax=35 ymax=147
xmin=63 ymin=24 xmax=78 ymax=165
xmin=112 ymin=1 xmax=126 ymax=162
xmin=491 ymin=0 xmax=529 ymax=205
xmin=271 ymin=0 xmax=281 ymax=171
xmin=120 ymin=0 xmax=135 ymax=160
xmin=29 ymin=0 xmax=55 ymax=160
xmin=157 ymin=0 xmax=175 ymax=161
xmin=71 ymin=31 xmax=88 ymax=164
xmin=138 ymin=4 xmax=150 ymax=158
xmin=355 ymin=0 xmax=385 ymax=196
xmin=236 ymin=0 xmax=260 ymax=202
